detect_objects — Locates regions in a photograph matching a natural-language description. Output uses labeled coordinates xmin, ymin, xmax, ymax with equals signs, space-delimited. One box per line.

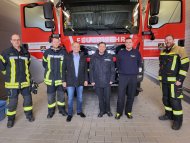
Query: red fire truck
xmin=20 ymin=0 xmax=185 ymax=94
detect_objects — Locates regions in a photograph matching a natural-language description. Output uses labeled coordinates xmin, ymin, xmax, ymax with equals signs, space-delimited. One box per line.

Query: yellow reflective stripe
xmin=48 ymin=102 xmax=56 ymax=108
xmin=165 ymin=106 xmax=172 ymax=111
xmin=181 ymin=57 xmax=190 ymax=64
xmin=10 ymin=58 xmax=16 ymax=83
xmin=45 ymin=57 xmax=51 ymax=84
xmin=158 ymin=76 xmax=162 ymax=80
xmin=5 ymin=82 xmax=19 ymax=88
xmin=24 ymin=59 xmax=30 ymax=86
xmin=173 ymin=110 xmax=183 ymax=115
xmin=160 ymin=52 xmax=176 ymax=55
xmin=21 ymin=82 xmax=30 ymax=88
xmin=167 ymin=77 xmax=176 ymax=82
xmin=178 ymin=95 xmax=183 ymax=99
xmin=171 ymin=56 xmax=177 ymax=71
xmin=171 ymin=84 xmax=175 ymax=98
xmin=2 ymin=70 xmax=6 ymax=75
xmin=7 ymin=110 xmax=16 ymax=116
xmin=0 ymin=55 xmax=6 ymax=63
xmin=60 ymin=59 xmax=63 ymax=78
xmin=127 ymin=113 xmax=132 ymax=116
xmin=116 ymin=113 xmax=120 ymax=117
xmin=43 ymin=56 xmax=48 ymax=62
xmin=179 ymin=70 xmax=187 ymax=76
xmin=57 ymin=101 xmax=65 ymax=106
xmin=24 ymin=106 xmax=33 ymax=111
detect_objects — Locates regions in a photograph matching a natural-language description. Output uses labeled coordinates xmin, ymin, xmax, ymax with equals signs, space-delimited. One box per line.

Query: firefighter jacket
xmin=0 ymin=46 xmax=31 ymax=89
xmin=159 ymin=45 xmax=189 ymax=83
xmin=42 ymin=47 xmax=66 ymax=86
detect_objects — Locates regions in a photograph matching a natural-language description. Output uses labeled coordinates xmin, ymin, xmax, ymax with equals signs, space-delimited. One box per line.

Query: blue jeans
xmin=67 ymin=86 xmax=83 ymax=116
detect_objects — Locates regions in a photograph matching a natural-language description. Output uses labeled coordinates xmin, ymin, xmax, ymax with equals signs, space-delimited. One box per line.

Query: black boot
xmin=58 ymin=106 xmax=68 ymax=116
xmin=25 ymin=111 xmax=35 ymax=122
xmin=7 ymin=116 xmax=15 ymax=128
xmin=159 ymin=111 xmax=173 ymax=120
xmin=172 ymin=116 xmax=183 ymax=130
xmin=47 ymin=107 xmax=55 ymax=119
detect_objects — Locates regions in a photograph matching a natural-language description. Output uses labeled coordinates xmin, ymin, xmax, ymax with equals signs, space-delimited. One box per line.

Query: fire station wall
xmin=144 ymin=2 xmax=190 ymax=91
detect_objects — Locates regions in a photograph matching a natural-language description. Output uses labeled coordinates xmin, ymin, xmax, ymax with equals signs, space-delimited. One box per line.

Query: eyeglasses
xmin=12 ymin=39 xmax=21 ymax=41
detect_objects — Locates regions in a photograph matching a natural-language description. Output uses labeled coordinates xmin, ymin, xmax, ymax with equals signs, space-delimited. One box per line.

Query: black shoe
xmin=66 ymin=115 xmax=72 ymax=122
xmin=59 ymin=110 xmax=68 ymax=116
xmin=7 ymin=120 xmax=14 ymax=128
xmin=107 ymin=112 xmax=113 ymax=117
xmin=125 ymin=113 xmax=133 ymax=119
xmin=98 ymin=112 xmax=105 ymax=118
xmin=115 ymin=113 xmax=121 ymax=120
xmin=77 ymin=112 xmax=86 ymax=118
xmin=172 ymin=121 xmax=182 ymax=130
xmin=27 ymin=115 xmax=35 ymax=122
xmin=47 ymin=112 xmax=55 ymax=119
xmin=159 ymin=114 xmax=172 ymax=120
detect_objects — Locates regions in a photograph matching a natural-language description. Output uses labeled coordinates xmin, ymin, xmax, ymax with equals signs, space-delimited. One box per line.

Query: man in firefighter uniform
xmin=42 ymin=37 xmax=67 ymax=118
xmin=0 ymin=34 xmax=34 ymax=128
xmin=159 ymin=35 xmax=189 ymax=130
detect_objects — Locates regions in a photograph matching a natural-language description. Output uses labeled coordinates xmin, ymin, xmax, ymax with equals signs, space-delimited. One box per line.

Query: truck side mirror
xmin=149 ymin=16 xmax=159 ymax=25
xmin=43 ymin=2 xmax=54 ymax=19
xmin=150 ymin=0 xmax=160 ymax=16
xmin=45 ymin=21 xmax=55 ymax=29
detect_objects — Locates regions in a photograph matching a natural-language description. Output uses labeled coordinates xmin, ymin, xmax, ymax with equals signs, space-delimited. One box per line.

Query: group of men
xmin=0 ymin=34 xmax=189 ymax=131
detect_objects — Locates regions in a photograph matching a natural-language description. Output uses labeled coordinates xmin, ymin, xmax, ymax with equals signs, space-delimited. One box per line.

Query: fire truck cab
xmin=20 ymin=0 xmax=185 ymax=95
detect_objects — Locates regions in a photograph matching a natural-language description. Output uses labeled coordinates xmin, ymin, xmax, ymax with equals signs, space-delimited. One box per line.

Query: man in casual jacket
xmin=90 ymin=42 xmax=115 ymax=117
xmin=42 ymin=37 xmax=67 ymax=119
xmin=115 ymin=37 xmax=142 ymax=120
xmin=158 ymin=35 xmax=189 ymax=130
xmin=63 ymin=42 xmax=88 ymax=122
xmin=0 ymin=34 xmax=34 ymax=128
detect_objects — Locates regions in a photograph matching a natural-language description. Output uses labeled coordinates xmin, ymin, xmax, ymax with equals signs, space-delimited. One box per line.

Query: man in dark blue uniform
xmin=90 ymin=42 xmax=115 ymax=117
xmin=115 ymin=37 xmax=142 ymax=119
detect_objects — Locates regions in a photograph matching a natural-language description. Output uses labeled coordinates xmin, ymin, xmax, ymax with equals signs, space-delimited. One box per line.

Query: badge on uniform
xmin=130 ymin=55 xmax=136 ymax=58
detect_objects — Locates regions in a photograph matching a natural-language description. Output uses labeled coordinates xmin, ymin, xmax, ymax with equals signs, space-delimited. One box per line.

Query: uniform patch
xmin=104 ymin=59 xmax=111 ymax=61
xmin=130 ymin=55 xmax=136 ymax=58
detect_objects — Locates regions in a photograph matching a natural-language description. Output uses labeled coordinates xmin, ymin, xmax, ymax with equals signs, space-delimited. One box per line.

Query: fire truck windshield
xmin=63 ymin=1 xmax=139 ymax=36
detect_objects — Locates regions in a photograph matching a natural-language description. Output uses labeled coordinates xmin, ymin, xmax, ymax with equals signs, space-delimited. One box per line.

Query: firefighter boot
xmin=7 ymin=116 xmax=15 ymax=128
xmin=159 ymin=111 xmax=173 ymax=120
xmin=172 ymin=116 xmax=183 ymax=130
xmin=47 ymin=107 xmax=55 ymax=119
xmin=58 ymin=106 xmax=68 ymax=116
xmin=25 ymin=111 xmax=35 ymax=122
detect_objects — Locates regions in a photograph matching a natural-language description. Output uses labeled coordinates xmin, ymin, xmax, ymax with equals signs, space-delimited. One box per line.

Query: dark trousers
xmin=6 ymin=87 xmax=33 ymax=120
xmin=117 ymin=75 xmax=137 ymax=114
xmin=47 ymin=85 xmax=65 ymax=112
xmin=161 ymin=83 xmax=183 ymax=123
xmin=95 ymin=86 xmax=111 ymax=113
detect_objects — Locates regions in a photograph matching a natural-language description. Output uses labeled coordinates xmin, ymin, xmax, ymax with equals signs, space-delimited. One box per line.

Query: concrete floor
xmin=0 ymin=77 xmax=190 ymax=143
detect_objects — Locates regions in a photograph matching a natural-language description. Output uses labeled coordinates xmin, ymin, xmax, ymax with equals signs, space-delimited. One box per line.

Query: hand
xmin=175 ymin=81 xmax=181 ymax=86
xmin=84 ymin=81 xmax=88 ymax=86
xmin=63 ymin=82 xmax=67 ymax=88
xmin=110 ymin=81 xmax=113 ymax=84
xmin=91 ymin=82 xmax=95 ymax=86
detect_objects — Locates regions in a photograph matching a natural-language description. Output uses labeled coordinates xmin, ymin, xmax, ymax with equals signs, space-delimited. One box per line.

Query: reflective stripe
xmin=60 ymin=59 xmax=63 ymax=79
xmin=48 ymin=102 xmax=56 ymax=108
xmin=7 ymin=110 xmax=16 ymax=116
xmin=57 ymin=101 xmax=65 ymax=106
xmin=24 ymin=106 xmax=33 ymax=111
xmin=171 ymin=84 xmax=175 ymax=98
xmin=171 ymin=56 xmax=177 ymax=71
xmin=9 ymin=56 xmax=18 ymax=59
xmin=43 ymin=56 xmax=48 ymax=62
xmin=160 ymin=52 xmax=176 ymax=55
xmin=2 ymin=70 xmax=6 ymax=75
xmin=44 ymin=57 xmax=52 ymax=85
xmin=181 ymin=57 xmax=190 ymax=64
xmin=173 ymin=110 xmax=183 ymax=115
xmin=158 ymin=76 xmax=162 ymax=80
xmin=24 ymin=59 xmax=30 ymax=88
xmin=116 ymin=113 xmax=120 ymax=117
xmin=165 ymin=106 xmax=172 ymax=111
xmin=21 ymin=82 xmax=30 ymax=88
xmin=127 ymin=112 xmax=132 ymax=116
xmin=0 ymin=55 xmax=6 ymax=63
xmin=55 ymin=80 xmax=62 ymax=86
xmin=178 ymin=95 xmax=183 ymax=99
xmin=5 ymin=82 xmax=19 ymax=88
xmin=179 ymin=70 xmax=187 ymax=76
xmin=48 ymin=55 xmax=63 ymax=58
xmin=167 ymin=77 xmax=176 ymax=82
xmin=10 ymin=59 xmax=16 ymax=83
